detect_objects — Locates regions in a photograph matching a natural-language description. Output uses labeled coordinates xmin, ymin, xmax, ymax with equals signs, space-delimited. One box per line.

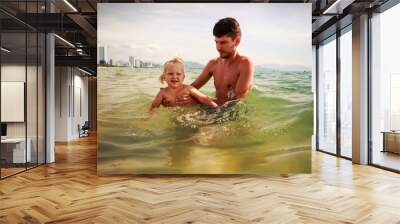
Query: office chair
xmin=79 ymin=121 xmax=90 ymax=138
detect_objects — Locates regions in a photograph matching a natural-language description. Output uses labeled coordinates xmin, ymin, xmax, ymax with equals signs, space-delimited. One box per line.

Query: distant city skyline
xmin=97 ymin=49 xmax=155 ymax=68
xmin=97 ymin=47 xmax=311 ymax=71
xmin=98 ymin=3 xmax=311 ymax=68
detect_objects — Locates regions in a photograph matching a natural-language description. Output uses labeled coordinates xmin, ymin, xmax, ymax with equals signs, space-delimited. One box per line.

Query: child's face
xmin=163 ymin=63 xmax=185 ymax=88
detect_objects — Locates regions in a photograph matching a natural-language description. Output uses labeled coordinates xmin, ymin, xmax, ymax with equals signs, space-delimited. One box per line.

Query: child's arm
xmin=150 ymin=89 xmax=164 ymax=112
xmin=189 ymin=87 xmax=218 ymax=107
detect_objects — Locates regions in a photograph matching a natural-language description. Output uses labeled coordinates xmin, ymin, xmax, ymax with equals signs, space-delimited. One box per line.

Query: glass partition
xmin=38 ymin=32 xmax=45 ymax=165
xmin=317 ymin=36 xmax=337 ymax=154
xmin=339 ymin=28 xmax=352 ymax=158
xmin=0 ymin=1 xmax=46 ymax=179
xmin=371 ymin=4 xmax=400 ymax=171
xmin=1 ymin=31 xmax=28 ymax=177
xmin=27 ymin=31 xmax=38 ymax=169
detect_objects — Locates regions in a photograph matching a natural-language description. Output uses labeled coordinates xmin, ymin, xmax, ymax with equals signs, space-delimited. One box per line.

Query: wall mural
xmin=97 ymin=3 xmax=313 ymax=174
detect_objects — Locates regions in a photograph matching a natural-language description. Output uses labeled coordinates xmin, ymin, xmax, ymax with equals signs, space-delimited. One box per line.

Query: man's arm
xmin=235 ymin=58 xmax=254 ymax=99
xmin=189 ymin=87 xmax=218 ymax=107
xmin=176 ymin=60 xmax=215 ymax=106
xmin=191 ymin=59 xmax=215 ymax=89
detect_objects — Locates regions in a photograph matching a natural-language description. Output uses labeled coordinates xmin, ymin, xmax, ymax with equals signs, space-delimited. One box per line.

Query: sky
xmin=98 ymin=3 xmax=311 ymax=68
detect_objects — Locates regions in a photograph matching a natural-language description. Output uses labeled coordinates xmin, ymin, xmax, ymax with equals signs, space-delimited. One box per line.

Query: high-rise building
xmin=143 ymin=62 xmax=153 ymax=68
xmin=135 ymin=59 xmax=141 ymax=68
xmin=98 ymin=46 xmax=108 ymax=65
xmin=129 ymin=56 xmax=135 ymax=67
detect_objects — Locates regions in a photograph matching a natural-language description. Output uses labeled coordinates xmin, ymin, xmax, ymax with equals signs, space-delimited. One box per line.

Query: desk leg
xmin=382 ymin=133 xmax=386 ymax=153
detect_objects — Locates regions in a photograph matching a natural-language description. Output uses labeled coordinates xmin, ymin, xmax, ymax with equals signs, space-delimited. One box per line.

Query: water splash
xmin=170 ymin=100 xmax=249 ymax=128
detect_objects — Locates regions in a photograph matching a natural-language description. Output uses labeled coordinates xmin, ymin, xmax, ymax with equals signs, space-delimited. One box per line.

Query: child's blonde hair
xmin=160 ymin=57 xmax=185 ymax=84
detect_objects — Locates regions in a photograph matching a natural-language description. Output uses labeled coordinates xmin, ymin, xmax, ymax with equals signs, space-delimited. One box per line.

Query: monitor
xmin=1 ymin=123 xmax=7 ymax=137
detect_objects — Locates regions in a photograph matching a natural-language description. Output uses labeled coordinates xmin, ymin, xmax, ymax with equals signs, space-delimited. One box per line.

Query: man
xmin=177 ymin=17 xmax=254 ymax=106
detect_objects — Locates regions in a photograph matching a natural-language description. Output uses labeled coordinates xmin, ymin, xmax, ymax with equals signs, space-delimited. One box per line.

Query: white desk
xmin=1 ymin=138 xmax=31 ymax=163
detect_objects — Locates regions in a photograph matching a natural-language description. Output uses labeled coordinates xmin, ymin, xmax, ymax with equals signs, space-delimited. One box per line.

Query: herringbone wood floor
xmin=1 ymin=135 xmax=400 ymax=224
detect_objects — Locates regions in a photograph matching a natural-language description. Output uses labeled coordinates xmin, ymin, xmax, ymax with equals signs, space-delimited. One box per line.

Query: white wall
xmin=1 ymin=65 xmax=39 ymax=138
xmin=1 ymin=65 xmax=26 ymax=138
xmin=55 ymin=67 xmax=89 ymax=141
xmin=1 ymin=63 xmax=46 ymax=164
xmin=1 ymin=65 xmax=25 ymax=124
xmin=77 ymin=72 xmax=89 ymax=138
xmin=55 ymin=66 xmax=70 ymax=141
xmin=1 ymin=65 xmax=26 ymax=81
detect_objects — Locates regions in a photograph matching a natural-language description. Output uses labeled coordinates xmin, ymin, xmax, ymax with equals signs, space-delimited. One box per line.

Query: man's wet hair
xmin=213 ymin=17 xmax=241 ymax=40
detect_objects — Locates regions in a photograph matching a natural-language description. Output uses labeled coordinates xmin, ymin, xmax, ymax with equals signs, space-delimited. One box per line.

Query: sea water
xmin=97 ymin=66 xmax=313 ymax=174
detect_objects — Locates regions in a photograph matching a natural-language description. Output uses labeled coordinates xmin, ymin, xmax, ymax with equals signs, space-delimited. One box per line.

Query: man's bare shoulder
xmin=208 ymin=58 xmax=219 ymax=65
xmin=206 ymin=58 xmax=219 ymax=68
xmin=238 ymin=55 xmax=254 ymax=67
xmin=200 ymin=58 xmax=218 ymax=75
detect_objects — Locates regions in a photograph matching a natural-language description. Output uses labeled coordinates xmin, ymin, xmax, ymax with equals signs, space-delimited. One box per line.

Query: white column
xmin=352 ymin=14 xmax=369 ymax=164
xmin=45 ymin=0 xmax=55 ymax=163
xmin=46 ymin=33 xmax=55 ymax=163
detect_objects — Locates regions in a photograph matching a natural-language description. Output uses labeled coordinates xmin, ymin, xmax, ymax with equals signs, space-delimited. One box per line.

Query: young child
xmin=150 ymin=57 xmax=218 ymax=112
